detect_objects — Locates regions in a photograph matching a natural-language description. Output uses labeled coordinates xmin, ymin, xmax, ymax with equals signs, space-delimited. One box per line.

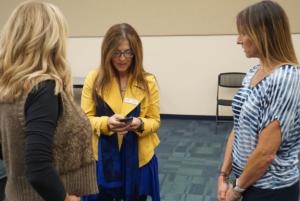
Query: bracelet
xmin=219 ymin=171 xmax=228 ymax=177
xmin=137 ymin=118 xmax=144 ymax=132
xmin=218 ymin=170 xmax=229 ymax=183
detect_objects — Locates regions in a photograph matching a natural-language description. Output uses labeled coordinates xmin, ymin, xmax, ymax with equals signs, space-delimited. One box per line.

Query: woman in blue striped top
xmin=217 ymin=1 xmax=300 ymax=201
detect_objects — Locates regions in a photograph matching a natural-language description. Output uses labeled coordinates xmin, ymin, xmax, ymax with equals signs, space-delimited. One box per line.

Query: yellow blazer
xmin=81 ymin=70 xmax=160 ymax=167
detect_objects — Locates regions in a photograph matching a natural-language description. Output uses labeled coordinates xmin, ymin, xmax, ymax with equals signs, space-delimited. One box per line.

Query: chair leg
xmin=216 ymin=104 xmax=219 ymax=122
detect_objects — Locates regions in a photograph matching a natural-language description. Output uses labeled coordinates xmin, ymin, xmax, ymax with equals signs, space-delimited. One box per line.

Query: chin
xmin=245 ymin=53 xmax=253 ymax=58
xmin=246 ymin=55 xmax=256 ymax=58
xmin=116 ymin=68 xmax=129 ymax=73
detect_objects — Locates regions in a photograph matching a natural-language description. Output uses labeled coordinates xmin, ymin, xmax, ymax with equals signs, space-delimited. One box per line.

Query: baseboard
xmin=160 ymin=114 xmax=233 ymax=121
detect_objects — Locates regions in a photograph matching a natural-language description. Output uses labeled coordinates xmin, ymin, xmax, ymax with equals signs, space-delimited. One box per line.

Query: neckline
xmin=249 ymin=63 xmax=291 ymax=89
xmin=249 ymin=65 xmax=269 ymax=88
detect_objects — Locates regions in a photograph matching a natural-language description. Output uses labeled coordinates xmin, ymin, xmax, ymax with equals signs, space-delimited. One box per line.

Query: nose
xmin=119 ymin=54 xmax=126 ymax=60
xmin=237 ymin=35 xmax=242 ymax=45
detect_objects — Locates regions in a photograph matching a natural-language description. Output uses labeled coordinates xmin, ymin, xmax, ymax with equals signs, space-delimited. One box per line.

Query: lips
xmin=117 ymin=63 xmax=128 ymax=69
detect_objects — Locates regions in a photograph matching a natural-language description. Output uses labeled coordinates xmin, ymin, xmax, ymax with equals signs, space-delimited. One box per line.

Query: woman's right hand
xmin=217 ymin=176 xmax=229 ymax=201
xmin=108 ymin=114 xmax=131 ymax=132
xmin=64 ymin=195 xmax=80 ymax=201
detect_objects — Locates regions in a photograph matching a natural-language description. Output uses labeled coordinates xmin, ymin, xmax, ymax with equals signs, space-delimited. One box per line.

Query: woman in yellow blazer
xmin=81 ymin=23 xmax=160 ymax=201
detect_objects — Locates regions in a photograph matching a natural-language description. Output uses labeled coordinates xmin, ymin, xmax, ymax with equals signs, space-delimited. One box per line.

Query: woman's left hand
xmin=217 ymin=176 xmax=229 ymax=201
xmin=225 ymin=187 xmax=242 ymax=201
xmin=128 ymin=117 xmax=142 ymax=131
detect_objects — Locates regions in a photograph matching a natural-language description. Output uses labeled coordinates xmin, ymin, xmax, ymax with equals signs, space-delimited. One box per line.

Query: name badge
xmin=124 ymin=98 xmax=139 ymax=105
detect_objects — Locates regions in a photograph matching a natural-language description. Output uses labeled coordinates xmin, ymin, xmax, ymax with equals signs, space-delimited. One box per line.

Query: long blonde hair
xmin=236 ymin=1 xmax=298 ymax=67
xmin=0 ymin=0 xmax=72 ymax=103
xmin=93 ymin=23 xmax=150 ymax=104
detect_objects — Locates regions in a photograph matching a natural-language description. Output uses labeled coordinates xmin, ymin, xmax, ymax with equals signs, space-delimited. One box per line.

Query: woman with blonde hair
xmin=81 ymin=23 xmax=161 ymax=201
xmin=218 ymin=1 xmax=300 ymax=201
xmin=0 ymin=1 xmax=98 ymax=201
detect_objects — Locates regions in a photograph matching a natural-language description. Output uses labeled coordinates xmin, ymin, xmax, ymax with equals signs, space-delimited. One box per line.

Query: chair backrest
xmin=73 ymin=87 xmax=83 ymax=105
xmin=218 ymin=72 xmax=246 ymax=88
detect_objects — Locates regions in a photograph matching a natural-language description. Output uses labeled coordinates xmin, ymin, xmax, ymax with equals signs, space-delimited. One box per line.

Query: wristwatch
xmin=232 ymin=178 xmax=246 ymax=193
xmin=138 ymin=118 xmax=144 ymax=132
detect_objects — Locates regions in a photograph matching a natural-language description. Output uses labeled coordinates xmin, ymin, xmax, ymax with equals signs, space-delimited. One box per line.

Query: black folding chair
xmin=216 ymin=72 xmax=246 ymax=122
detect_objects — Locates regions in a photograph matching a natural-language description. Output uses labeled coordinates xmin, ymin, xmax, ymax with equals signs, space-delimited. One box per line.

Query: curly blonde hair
xmin=0 ymin=0 xmax=72 ymax=103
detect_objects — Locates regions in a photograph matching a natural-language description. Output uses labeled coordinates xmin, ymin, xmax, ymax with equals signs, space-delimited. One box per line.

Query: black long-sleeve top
xmin=24 ymin=80 xmax=66 ymax=201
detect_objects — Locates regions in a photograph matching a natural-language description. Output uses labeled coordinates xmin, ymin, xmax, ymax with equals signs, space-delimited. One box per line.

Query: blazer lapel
xmin=102 ymin=76 xmax=145 ymax=117
xmin=121 ymin=81 xmax=145 ymax=117
xmin=102 ymin=77 xmax=123 ymax=114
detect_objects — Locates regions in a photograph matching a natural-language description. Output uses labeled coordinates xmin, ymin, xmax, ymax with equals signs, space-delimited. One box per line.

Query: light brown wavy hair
xmin=236 ymin=1 xmax=298 ymax=67
xmin=93 ymin=23 xmax=150 ymax=103
xmin=0 ymin=0 xmax=72 ymax=103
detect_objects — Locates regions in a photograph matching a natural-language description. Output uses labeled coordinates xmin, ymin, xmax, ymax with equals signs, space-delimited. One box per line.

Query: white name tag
xmin=124 ymin=98 xmax=139 ymax=105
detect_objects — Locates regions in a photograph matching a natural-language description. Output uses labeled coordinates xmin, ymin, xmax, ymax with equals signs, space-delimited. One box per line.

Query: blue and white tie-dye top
xmin=232 ymin=64 xmax=300 ymax=189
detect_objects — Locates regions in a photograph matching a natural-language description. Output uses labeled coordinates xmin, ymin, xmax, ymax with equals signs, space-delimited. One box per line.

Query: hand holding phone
xmin=119 ymin=117 xmax=133 ymax=124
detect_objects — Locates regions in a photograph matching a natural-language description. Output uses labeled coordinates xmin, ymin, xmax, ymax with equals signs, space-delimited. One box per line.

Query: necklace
xmin=119 ymin=81 xmax=127 ymax=92
xmin=118 ymin=75 xmax=128 ymax=97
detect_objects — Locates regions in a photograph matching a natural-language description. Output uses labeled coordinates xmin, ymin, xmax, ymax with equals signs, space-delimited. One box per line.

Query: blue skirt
xmin=139 ymin=155 xmax=160 ymax=201
xmin=82 ymin=155 xmax=160 ymax=201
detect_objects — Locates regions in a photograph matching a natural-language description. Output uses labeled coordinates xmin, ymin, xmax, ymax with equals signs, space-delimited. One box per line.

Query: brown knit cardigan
xmin=0 ymin=84 xmax=98 ymax=201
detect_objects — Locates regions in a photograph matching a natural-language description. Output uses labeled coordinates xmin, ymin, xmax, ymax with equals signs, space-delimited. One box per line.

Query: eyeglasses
xmin=112 ymin=50 xmax=134 ymax=58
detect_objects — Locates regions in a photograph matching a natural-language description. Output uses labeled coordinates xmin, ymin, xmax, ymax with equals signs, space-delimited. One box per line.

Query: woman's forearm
xmin=220 ymin=130 xmax=234 ymax=176
xmin=237 ymin=120 xmax=281 ymax=189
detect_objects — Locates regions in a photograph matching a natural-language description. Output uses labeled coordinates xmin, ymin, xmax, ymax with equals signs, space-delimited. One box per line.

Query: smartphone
xmin=119 ymin=117 xmax=133 ymax=124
